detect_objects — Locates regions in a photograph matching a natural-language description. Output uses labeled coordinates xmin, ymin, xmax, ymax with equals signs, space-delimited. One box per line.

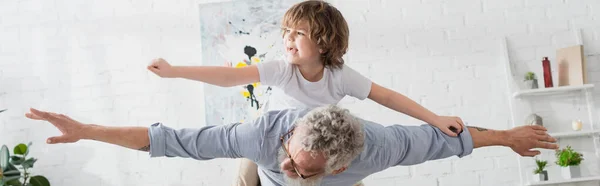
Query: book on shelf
xmin=557 ymin=45 xmax=587 ymax=86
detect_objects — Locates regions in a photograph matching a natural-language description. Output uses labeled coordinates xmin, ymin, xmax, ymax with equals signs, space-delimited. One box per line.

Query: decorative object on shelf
xmin=526 ymin=113 xmax=543 ymax=126
xmin=532 ymin=159 xmax=548 ymax=182
xmin=555 ymin=146 xmax=584 ymax=179
xmin=572 ymin=119 xmax=583 ymax=131
xmin=542 ymin=57 xmax=554 ymax=88
xmin=557 ymin=45 xmax=587 ymax=87
xmin=524 ymin=72 xmax=539 ymax=89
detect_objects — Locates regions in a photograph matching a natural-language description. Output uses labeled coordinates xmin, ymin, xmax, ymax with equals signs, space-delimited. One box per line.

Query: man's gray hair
xmin=296 ymin=105 xmax=365 ymax=173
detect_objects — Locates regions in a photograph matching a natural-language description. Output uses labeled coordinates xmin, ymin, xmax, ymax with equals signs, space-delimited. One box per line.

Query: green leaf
xmin=29 ymin=176 xmax=50 ymax=186
xmin=2 ymin=175 xmax=21 ymax=184
xmin=3 ymin=163 xmax=20 ymax=178
xmin=0 ymin=145 xmax=9 ymax=171
xmin=2 ymin=170 xmax=21 ymax=177
xmin=21 ymin=158 xmax=36 ymax=169
xmin=5 ymin=164 xmax=17 ymax=172
xmin=5 ymin=178 xmax=22 ymax=186
xmin=10 ymin=156 xmax=23 ymax=166
xmin=13 ymin=144 xmax=27 ymax=156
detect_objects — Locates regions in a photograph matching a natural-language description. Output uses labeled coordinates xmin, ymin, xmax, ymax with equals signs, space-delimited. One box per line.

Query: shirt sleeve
xmin=147 ymin=117 xmax=268 ymax=162
xmin=384 ymin=124 xmax=474 ymax=167
xmin=341 ymin=65 xmax=372 ymax=100
xmin=256 ymin=60 xmax=291 ymax=87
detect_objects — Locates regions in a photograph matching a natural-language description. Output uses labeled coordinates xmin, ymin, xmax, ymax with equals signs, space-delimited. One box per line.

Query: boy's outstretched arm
xmin=147 ymin=58 xmax=259 ymax=87
xmin=367 ymin=82 xmax=464 ymax=136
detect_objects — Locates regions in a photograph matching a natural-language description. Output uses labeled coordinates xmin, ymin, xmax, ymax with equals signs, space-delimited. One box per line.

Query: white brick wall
xmin=1 ymin=0 xmax=599 ymax=186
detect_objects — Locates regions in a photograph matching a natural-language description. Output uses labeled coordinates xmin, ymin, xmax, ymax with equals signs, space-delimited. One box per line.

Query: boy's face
xmin=283 ymin=21 xmax=322 ymax=66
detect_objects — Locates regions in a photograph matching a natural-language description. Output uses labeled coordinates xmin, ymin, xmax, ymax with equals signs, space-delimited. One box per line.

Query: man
xmin=25 ymin=105 xmax=558 ymax=186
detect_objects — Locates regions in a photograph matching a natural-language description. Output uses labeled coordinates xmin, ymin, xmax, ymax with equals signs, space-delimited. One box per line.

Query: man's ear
xmin=319 ymin=48 xmax=324 ymax=54
xmin=331 ymin=167 xmax=347 ymax=175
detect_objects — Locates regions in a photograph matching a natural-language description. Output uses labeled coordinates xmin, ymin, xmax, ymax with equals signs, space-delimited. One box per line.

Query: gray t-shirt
xmin=148 ymin=109 xmax=474 ymax=186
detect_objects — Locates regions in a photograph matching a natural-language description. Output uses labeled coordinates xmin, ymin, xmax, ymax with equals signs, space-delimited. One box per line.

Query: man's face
xmin=278 ymin=128 xmax=327 ymax=185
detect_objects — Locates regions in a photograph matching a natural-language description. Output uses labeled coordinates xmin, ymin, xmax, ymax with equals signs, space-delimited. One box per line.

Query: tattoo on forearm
xmin=138 ymin=145 xmax=150 ymax=152
xmin=468 ymin=126 xmax=488 ymax=131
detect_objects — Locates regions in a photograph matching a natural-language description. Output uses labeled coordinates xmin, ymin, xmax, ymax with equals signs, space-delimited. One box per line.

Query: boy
xmin=147 ymin=1 xmax=465 ymax=185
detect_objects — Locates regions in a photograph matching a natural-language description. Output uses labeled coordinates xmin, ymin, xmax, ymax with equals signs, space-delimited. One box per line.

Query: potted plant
xmin=524 ymin=72 xmax=539 ymax=89
xmin=0 ymin=142 xmax=50 ymax=186
xmin=532 ymin=159 xmax=548 ymax=182
xmin=555 ymin=146 xmax=584 ymax=179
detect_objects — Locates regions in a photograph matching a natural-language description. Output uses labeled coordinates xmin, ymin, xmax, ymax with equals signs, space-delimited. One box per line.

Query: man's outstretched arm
xmin=25 ymin=108 xmax=151 ymax=151
xmin=25 ymin=108 xmax=265 ymax=161
xmin=467 ymin=125 xmax=558 ymax=156
xmin=385 ymin=123 xmax=559 ymax=167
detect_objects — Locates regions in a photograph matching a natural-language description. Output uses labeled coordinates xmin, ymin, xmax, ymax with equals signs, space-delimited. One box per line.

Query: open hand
xmin=25 ymin=108 xmax=85 ymax=144
xmin=507 ymin=125 xmax=558 ymax=157
xmin=432 ymin=116 xmax=464 ymax=137
xmin=147 ymin=58 xmax=176 ymax=78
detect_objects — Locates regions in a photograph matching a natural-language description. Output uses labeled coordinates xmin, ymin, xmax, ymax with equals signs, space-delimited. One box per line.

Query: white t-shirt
xmin=256 ymin=60 xmax=372 ymax=111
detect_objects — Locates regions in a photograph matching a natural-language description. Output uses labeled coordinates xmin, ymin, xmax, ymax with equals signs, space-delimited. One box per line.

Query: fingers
xmin=28 ymin=108 xmax=52 ymax=121
xmin=452 ymin=122 xmax=463 ymax=133
xmin=442 ymin=127 xmax=458 ymax=137
xmin=25 ymin=112 xmax=44 ymax=120
xmin=46 ymin=136 xmax=68 ymax=144
xmin=455 ymin=117 xmax=465 ymax=127
xmin=148 ymin=66 xmax=159 ymax=72
xmin=534 ymin=130 xmax=547 ymax=135
xmin=536 ymin=133 xmax=557 ymax=143
xmin=537 ymin=141 xmax=559 ymax=150
xmin=522 ymin=150 xmax=541 ymax=157
xmin=530 ymin=125 xmax=547 ymax=131
xmin=147 ymin=58 xmax=163 ymax=70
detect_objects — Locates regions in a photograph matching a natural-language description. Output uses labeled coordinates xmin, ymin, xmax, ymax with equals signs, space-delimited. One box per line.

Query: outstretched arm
xmin=468 ymin=125 xmax=558 ymax=156
xmin=386 ymin=124 xmax=558 ymax=167
xmin=367 ymin=83 xmax=465 ymax=137
xmin=25 ymin=108 xmax=150 ymax=151
xmin=147 ymin=58 xmax=259 ymax=87
xmin=25 ymin=108 xmax=265 ymax=161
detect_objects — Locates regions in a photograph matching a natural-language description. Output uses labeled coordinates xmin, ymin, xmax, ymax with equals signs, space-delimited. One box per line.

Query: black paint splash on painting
xmin=244 ymin=46 xmax=257 ymax=64
xmin=246 ymin=84 xmax=259 ymax=109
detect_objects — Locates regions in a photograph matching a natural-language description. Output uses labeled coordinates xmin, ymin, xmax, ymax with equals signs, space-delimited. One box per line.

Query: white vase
xmin=561 ymin=166 xmax=581 ymax=179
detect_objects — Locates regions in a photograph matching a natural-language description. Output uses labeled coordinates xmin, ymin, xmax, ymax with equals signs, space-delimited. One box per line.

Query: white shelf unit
xmin=525 ymin=176 xmax=600 ymax=186
xmin=501 ymin=29 xmax=600 ymax=186
xmin=513 ymin=84 xmax=595 ymax=98
xmin=550 ymin=130 xmax=600 ymax=138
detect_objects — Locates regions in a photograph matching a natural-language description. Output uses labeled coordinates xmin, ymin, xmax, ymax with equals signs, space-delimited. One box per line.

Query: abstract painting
xmin=198 ymin=0 xmax=300 ymax=126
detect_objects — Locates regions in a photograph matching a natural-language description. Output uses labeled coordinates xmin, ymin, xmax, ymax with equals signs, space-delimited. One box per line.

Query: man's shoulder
xmin=251 ymin=108 xmax=310 ymax=134
xmin=261 ymin=108 xmax=310 ymax=124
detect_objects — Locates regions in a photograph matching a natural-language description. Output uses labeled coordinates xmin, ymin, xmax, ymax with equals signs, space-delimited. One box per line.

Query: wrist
xmin=170 ymin=66 xmax=182 ymax=78
xmin=429 ymin=115 xmax=442 ymax=125
xmin=498 ymin=130 xmax=512 ymax=147
xmin=81 ymin=124 xmax=99 ymax=140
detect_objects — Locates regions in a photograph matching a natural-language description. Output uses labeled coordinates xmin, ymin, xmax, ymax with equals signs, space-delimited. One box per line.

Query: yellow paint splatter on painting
xmin=251 ymin=56 xmax=261 ymax=64
xmin=235 ymin=61 xmax=247 ymax=68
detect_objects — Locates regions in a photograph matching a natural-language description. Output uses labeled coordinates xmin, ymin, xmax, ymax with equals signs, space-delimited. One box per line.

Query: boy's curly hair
xmin=282 ymin=0 xmax=349 ymax=69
